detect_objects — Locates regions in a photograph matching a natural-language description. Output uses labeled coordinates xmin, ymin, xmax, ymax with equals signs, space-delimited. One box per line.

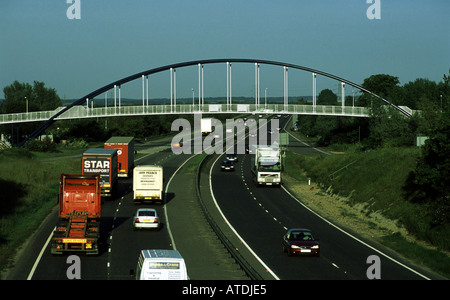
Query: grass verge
xmin=284 ymin=146 xmax=450 ymax=278
xmin=0 ymin=148 xmax=81 ymax=276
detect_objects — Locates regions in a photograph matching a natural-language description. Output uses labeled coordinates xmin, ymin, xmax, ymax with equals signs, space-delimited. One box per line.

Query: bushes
xmin=25 ymin=138 xmax=57 ymax=152
xmin=403 ymin=116 xmax=450 ymax=228
xmin=285 ymin=147 xmax=450 ymax=251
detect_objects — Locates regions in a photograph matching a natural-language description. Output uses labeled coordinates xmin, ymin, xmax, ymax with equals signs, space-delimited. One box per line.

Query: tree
xmin=357 ymin=74 xmax=401 ymax=107
xmin=365 ymin=103 xmax=413 ymax=148
xmin=437 ymin=69 xmax=450 ymax=110
xmin=403 ymin=73 xmax=450 ymax=227
xmin=2 ymin=80 xmax=62 ymax=114
xmin=65 ymin=119 xmax=107 ymax=142
xmin=317 ymin=89 xmax=338 ymax=105
xmin=403 ymin=114 xmax=450 ymax=227
xmin=402 ymin=78 xmax=440 ymax=110
xmin=32 ymin=81 xmax=62 ymax=111
xmin=361 ymin=74 xmax=400 ymax=96
xmin=2 ymin=81 xmax=33 ymax=113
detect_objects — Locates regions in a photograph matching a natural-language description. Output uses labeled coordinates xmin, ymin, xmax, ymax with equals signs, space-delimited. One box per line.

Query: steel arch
xmin=19 ymin=58 xmax=410 ymax=146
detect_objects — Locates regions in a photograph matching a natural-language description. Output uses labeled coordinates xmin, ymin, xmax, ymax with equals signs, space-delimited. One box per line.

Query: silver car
xmin=133 ymin=208 xmax=160 ymax=230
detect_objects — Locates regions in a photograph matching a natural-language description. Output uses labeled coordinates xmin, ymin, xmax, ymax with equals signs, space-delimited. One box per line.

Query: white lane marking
xmin=281 ymin=185 xmax=431 ymax=280
xmin=282 ymin=115 xmax=331 ymax=156
xmin=27 ymin=226 xmax=55 ymax=280
xmin=164 ymin=154 xmax=199 ymax=250
xmin=27 ymin=143 xmax=176 ymax=280
xmin=209 ymin=153 xmax=280 ymax=280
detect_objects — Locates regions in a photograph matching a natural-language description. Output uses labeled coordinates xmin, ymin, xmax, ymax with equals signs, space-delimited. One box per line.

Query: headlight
xmin=311 ymin=245 xmax=319 ymax=249
xmin=291 ymin=245 xmax=300 ymax=249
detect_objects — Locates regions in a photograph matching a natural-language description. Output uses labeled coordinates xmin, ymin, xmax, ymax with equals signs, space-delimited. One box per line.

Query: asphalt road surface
xmin=207 ymin=116 xmax=436 ymax=280
xmin=6 ymin=116 xmax=440 ymax=280
xmin=8 ymin=135 xmax=247 ymax=280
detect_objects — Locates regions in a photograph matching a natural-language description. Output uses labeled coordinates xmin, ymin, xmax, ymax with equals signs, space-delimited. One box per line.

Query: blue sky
xmin=1 ymin=0 xmax=449 ymax=101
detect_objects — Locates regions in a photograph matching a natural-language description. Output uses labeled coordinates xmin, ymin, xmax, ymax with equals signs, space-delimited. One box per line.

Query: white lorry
xmin=133 ymin=165 xmax=163 ymax=204
xmin=251 ymin=146 xmax=282 ymax=186
xmin=135 ymin=249 xmax=188 ymax=280
xmin=200 ymin=117 xmax=213 ymax=136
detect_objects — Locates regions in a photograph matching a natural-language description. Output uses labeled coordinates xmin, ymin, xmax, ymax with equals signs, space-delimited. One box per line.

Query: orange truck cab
xmin=51 ymin=174 xmax=101 ymax=255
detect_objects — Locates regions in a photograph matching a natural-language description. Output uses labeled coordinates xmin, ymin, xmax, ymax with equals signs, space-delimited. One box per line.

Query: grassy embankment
xmin=284 ymin=144 xmax=450 ymax=278
xmin=0 ymin=148 xmax=82 ymax=275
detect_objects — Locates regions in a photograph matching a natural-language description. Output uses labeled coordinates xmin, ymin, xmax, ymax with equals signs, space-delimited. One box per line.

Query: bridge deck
xmin=0 ymin=103 xmax=369 ymax=124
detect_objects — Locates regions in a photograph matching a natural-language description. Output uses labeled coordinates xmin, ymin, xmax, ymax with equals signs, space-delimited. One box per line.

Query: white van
xmin=135 ymin=249 xmax=188 ymax=280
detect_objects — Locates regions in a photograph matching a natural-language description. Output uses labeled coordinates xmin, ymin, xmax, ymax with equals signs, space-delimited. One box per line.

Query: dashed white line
xmin=210 ymin=152 xmax=280 ymax=280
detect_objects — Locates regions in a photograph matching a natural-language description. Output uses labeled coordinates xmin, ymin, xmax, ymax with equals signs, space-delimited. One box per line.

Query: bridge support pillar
xmin=114 ymin=85 xmax=117 ymax=114
xmin=198 ymin=64 xmax=204 ymax=111
xmin=142 ymin=75 xmax=145 ymax=113
xmin=255 ymin=63 xmax=260 ymax=109
xmin=227 ymin=62 xmax=233 ymax=112
xmin=170 ymin=68 xmax=177 ymax=112
xmin=284 ymin=66 xmax=288 ymax=110
xmin=312 ymin=73 xmax=317 ymax=112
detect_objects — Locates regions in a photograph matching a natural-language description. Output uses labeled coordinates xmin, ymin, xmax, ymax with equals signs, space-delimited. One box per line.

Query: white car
xmin=226 ymin=153 xmax=238 ymax=162
xmin=133 ymin=208 xmax=160 ymax=230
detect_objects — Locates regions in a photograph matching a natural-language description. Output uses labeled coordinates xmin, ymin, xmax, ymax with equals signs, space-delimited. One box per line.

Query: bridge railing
xmin=0 ymin=103 xmax=370 ymax=124
xmin=0 ymin=107 xmax=66 ymax=124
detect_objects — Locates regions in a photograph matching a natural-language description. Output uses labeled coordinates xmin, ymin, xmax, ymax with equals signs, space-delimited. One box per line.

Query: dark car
xmin=282 ymin=228 xmax=320 ymax=256
xmin=221 ymin=160 xmax=235 ymax=171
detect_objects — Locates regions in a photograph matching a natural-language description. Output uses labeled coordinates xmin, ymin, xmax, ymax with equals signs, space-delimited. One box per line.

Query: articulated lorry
xmin=82 ymin=148 xmax=118 ymax=197
xmin=251 ymin=146 xmax=282 ymax=186
xmin=51 ymin=174 xmax=101 ymax=255
xmin=133 ymin=165 xmax=164 ymax=204
xmin=104 ymin=136 xmax=135 ymax=178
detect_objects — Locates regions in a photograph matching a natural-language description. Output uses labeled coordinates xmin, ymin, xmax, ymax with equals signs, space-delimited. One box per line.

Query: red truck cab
xmin=51 ymin=174 xmax=102 ymax=255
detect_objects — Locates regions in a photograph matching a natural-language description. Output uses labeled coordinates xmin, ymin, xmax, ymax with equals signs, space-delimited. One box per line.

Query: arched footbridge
xmin=0 ymin=59 xmax=414 ymax=146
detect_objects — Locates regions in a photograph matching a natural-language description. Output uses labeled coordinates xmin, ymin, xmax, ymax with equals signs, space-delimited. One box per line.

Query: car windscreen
xmin=138 ymin=211 xmax=156 ymax=217
xmin=290 ymin=232 xmax=314 ymax=241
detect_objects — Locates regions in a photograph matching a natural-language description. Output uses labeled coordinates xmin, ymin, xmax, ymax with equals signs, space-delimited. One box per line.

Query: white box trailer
xmin=133 ymin=165 xmax=163 ymax=204
xmin=201 ymin=118 xmax=213 ymax=135
xmin=135 ymin=249 xmax=188 ymax=280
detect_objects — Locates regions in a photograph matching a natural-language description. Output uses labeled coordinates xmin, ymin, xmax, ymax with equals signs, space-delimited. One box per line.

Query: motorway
xmin=205 ymin=117 xmax=435 ymax=280
xmin=6 ymin=115 xmax=440 ymax=280
xmin=8 ymin=135 xmax=247 ymax=280
xmin=210 ymin=154 xmax=427 ymax=280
